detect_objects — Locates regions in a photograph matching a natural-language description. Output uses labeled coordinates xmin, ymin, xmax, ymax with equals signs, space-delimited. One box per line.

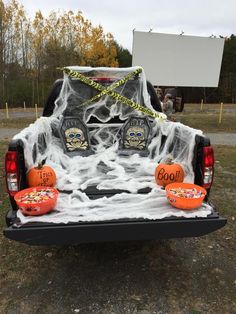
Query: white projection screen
xmin=132 ymin=31 xmax=225 ymax=87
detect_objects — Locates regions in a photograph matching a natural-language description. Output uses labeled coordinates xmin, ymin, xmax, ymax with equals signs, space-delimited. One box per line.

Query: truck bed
xmin=5 ymin=131 xmax=226 ymax=245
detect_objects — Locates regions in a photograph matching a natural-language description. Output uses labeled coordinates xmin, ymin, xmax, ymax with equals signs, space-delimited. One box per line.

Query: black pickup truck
xmin=3 ymin=67 xmax=226 ymax=245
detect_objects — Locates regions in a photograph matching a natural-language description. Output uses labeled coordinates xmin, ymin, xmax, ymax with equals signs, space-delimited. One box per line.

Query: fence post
xmin=219 ymin=102 xmax=223 ymax=124
xmin=35 ymin=103 xmax=38 ymax=119
xmin=200 ymin=99 xmax=204 ymax=111
xmin=6 ymin=102 xmax=9 ymax=119
xmin=23 ymin=101 xmax=26 ymax=111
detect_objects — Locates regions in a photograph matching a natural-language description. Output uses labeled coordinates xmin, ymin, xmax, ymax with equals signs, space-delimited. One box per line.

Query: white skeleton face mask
xmin=124 ymin=126 xmax=145 ymax=149
xmin=65 ymin=127 xmax=88 ymax=151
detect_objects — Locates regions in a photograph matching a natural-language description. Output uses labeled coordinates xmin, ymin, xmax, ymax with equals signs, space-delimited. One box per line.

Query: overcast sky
xmin=20 ymin=0 xmax=236 ymax=51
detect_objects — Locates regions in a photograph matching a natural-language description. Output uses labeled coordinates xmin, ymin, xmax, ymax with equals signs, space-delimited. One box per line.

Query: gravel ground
xmin=206 ymin=133 xmax=236 ymax=146
xmin=0 ymin=111 xmax=38 ymax=118
xmin=1 ymin=235 xmax=236 ymax=314
xmin=0 ymin=128 xmax=21 ymax=140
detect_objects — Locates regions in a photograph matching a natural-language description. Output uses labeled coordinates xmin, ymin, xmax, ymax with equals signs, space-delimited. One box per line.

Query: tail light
xmin=202 ymin=146 xmax=214 ymax=189
xmin=5 ymin=151 xmax=19 ymax=196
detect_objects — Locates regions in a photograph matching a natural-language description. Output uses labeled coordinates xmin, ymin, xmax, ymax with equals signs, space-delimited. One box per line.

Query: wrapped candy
xmin=169 ymin=187 xmax=205 ymax=199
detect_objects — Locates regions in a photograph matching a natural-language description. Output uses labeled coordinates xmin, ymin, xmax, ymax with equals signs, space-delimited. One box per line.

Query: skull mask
xmin=65 ymin=127 xmax=88 ymax=151
xmin=124 ymin=126 xmax=146 ymax=149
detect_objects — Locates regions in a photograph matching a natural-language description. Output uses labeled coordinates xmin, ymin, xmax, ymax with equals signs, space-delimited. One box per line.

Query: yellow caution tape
xmin=60 ymin=67 xmax=166 ymax=121
xmin=82 ymin=67 xmax=142 ymax=106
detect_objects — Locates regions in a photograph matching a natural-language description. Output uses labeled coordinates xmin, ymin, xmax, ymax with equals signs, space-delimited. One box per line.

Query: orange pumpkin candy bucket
xmin=165 ymin=182 xmax=207 ymax=210
xmin=14 ymin=187 xmax=59 ymax=216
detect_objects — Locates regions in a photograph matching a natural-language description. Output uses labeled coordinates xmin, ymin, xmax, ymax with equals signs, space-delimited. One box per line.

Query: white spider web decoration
xmin=14 ymin=66 xmax=212 ymax=225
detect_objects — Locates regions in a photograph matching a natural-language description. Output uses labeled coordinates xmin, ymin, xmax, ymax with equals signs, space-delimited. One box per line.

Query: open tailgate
xmin=4 ymin=207 xmax=226 ymax=245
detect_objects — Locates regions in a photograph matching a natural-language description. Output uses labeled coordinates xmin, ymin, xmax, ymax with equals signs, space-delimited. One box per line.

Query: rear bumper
xmin=4 ymin=211 xmax=227 ymax=246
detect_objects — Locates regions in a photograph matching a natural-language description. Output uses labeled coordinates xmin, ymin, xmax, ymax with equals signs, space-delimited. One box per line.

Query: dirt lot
xmin=0 ymin=141 xmax=236 ymax=314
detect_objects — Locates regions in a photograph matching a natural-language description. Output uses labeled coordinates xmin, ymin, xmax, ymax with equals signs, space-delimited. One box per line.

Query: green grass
xmin=214 ymin=145 xmax=236 ymax=171
xmin=175 ymin=112 xmax=236 ymax=133
xmin=174 ymin=102 xmax=236 ymax=133
xmin=211 ymin=145 xmax=236 ymax=217
xmin=174 ymin=104 xmax=236 ymax=133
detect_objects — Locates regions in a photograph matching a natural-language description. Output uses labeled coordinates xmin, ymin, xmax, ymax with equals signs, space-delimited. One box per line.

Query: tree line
xmin=0 ymin=0 xmax=235 ymax=107
xmin=0 ymin=0 xmax=131 ymax=108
